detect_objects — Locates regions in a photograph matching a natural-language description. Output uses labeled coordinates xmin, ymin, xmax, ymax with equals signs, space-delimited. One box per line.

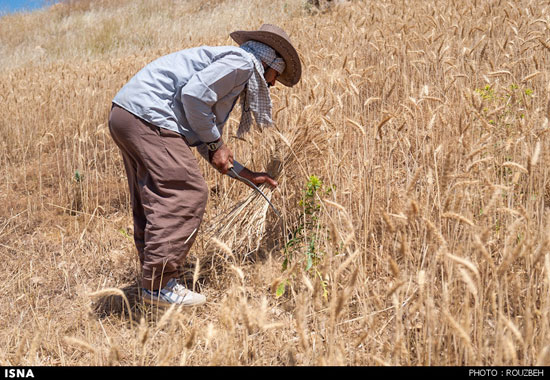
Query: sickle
xmin=227 ymin=167 xmax=281 ymax=219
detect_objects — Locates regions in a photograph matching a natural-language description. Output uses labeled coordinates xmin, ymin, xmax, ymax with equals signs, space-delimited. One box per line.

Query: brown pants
xmin=108 ymin=105 xmax=208 ymax=291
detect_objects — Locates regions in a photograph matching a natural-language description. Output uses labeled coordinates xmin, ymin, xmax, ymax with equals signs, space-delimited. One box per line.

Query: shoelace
xmin=171 ymin=283 xmax=191 ymax=297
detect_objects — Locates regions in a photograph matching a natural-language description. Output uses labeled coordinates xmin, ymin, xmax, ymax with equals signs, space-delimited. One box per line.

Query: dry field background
xmin=1 ymin=0 xmax=550 ymax=366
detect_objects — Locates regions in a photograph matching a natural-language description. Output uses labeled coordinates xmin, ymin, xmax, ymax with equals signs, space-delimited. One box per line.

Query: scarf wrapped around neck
xmin=237 ymin=40 xmax=286 ymax=137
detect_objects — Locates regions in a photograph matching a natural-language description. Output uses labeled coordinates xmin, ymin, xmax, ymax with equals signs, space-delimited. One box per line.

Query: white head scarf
xmin=238 ymin=40 xmax=286 ymax=137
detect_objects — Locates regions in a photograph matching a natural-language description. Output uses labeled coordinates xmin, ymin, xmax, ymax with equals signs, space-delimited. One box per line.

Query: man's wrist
xmin=206 ymin=138 xmax=223 ymax=152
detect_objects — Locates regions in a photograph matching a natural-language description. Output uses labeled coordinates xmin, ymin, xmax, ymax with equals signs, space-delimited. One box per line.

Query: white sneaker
xmin=142 ymin=278 xmax=206 ymax=307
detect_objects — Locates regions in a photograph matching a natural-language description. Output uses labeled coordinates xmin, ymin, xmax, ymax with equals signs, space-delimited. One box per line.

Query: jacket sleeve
xmin=180 ymin=53 xmax=252 ymax=143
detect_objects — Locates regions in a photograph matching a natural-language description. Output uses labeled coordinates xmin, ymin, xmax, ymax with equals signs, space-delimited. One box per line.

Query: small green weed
xmin=474 ymin=83 xmax=534 ymax=141
xmin=277 ymin=175 xmax=333 ymax=298
xmin=283 ymin=175 xmax=327 ymax=271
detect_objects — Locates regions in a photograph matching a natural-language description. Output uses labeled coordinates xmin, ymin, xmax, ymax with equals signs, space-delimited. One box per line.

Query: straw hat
xmin=230 ymin=24 xmax=302 ymax=87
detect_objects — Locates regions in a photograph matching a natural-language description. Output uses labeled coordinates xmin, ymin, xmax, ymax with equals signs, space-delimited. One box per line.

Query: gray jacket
xmin=113 ymin=45 xmax=254 ymax=148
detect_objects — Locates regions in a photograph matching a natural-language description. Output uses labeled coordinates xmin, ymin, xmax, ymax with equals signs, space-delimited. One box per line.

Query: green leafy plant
xmin=277 ymin=175 xmax=332 ymax=298
xmin=300 ymin=175 xmax=323 ymax=270
xmin=74 ymin=170 xmax=84 ymax=183
xmin=475 ymin=83 xmax=534 ymax=127
xmin=275 ymin=280 xmax=287 ymax=298
xmin=283 ymin=175 xmax=325 ymax=270
xmin=475 ymin=84 xmax=495 ymax=101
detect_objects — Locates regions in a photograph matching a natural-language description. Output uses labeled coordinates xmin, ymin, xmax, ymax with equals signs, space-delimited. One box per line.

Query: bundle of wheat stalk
xmin=205 ymin=152 xmax=283 ymax=258
xmin=193 ymin=118 xmax=327 ymax=278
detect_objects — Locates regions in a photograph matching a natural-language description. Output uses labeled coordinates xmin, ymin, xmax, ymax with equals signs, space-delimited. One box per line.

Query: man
xmin=108 ymin=24 xmax=301 ymax=307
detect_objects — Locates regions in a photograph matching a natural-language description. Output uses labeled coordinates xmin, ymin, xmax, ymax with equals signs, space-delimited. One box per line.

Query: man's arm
xmin=180 ymin=53 xmax=252 ymax=174
xmin=197 ymin=143 xmax=277 ymax=187
xmin=183 ymin=53 xmax=277 ymax=186
xmin=180 ymin=53 xmax=252 ymax=143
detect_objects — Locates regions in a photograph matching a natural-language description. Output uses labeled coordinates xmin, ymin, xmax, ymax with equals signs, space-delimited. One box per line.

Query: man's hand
xmin=209 ymin=144 xmax=234 ymax=174
xmin=238 ymin=168 xmax=278 ymax=189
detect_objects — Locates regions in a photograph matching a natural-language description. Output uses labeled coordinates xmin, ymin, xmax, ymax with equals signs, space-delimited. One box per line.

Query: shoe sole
xmin=142 ymin=295 xmax=206 ymax=308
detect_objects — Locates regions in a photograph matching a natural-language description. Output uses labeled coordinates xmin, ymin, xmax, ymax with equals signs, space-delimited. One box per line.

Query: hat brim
xmin=230 ymin=30 xmax=301 ymax=87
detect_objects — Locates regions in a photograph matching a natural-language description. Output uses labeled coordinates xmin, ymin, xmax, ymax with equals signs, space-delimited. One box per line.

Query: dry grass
xmin=1 ymin=0 xmax=550 ymax=366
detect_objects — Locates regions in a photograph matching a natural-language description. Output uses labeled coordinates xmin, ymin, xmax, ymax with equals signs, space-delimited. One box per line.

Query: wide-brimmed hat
xmin=230 ymin=24 xmax=301 ymax=87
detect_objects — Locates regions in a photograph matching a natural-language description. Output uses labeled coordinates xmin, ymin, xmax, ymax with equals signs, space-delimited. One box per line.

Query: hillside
xmin=1 ymin=0 xmax=550 ymax=366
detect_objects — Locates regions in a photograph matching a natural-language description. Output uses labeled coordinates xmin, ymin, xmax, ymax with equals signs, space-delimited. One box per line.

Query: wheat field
xmin=1 ymin=0 xmax=550 ymax=366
